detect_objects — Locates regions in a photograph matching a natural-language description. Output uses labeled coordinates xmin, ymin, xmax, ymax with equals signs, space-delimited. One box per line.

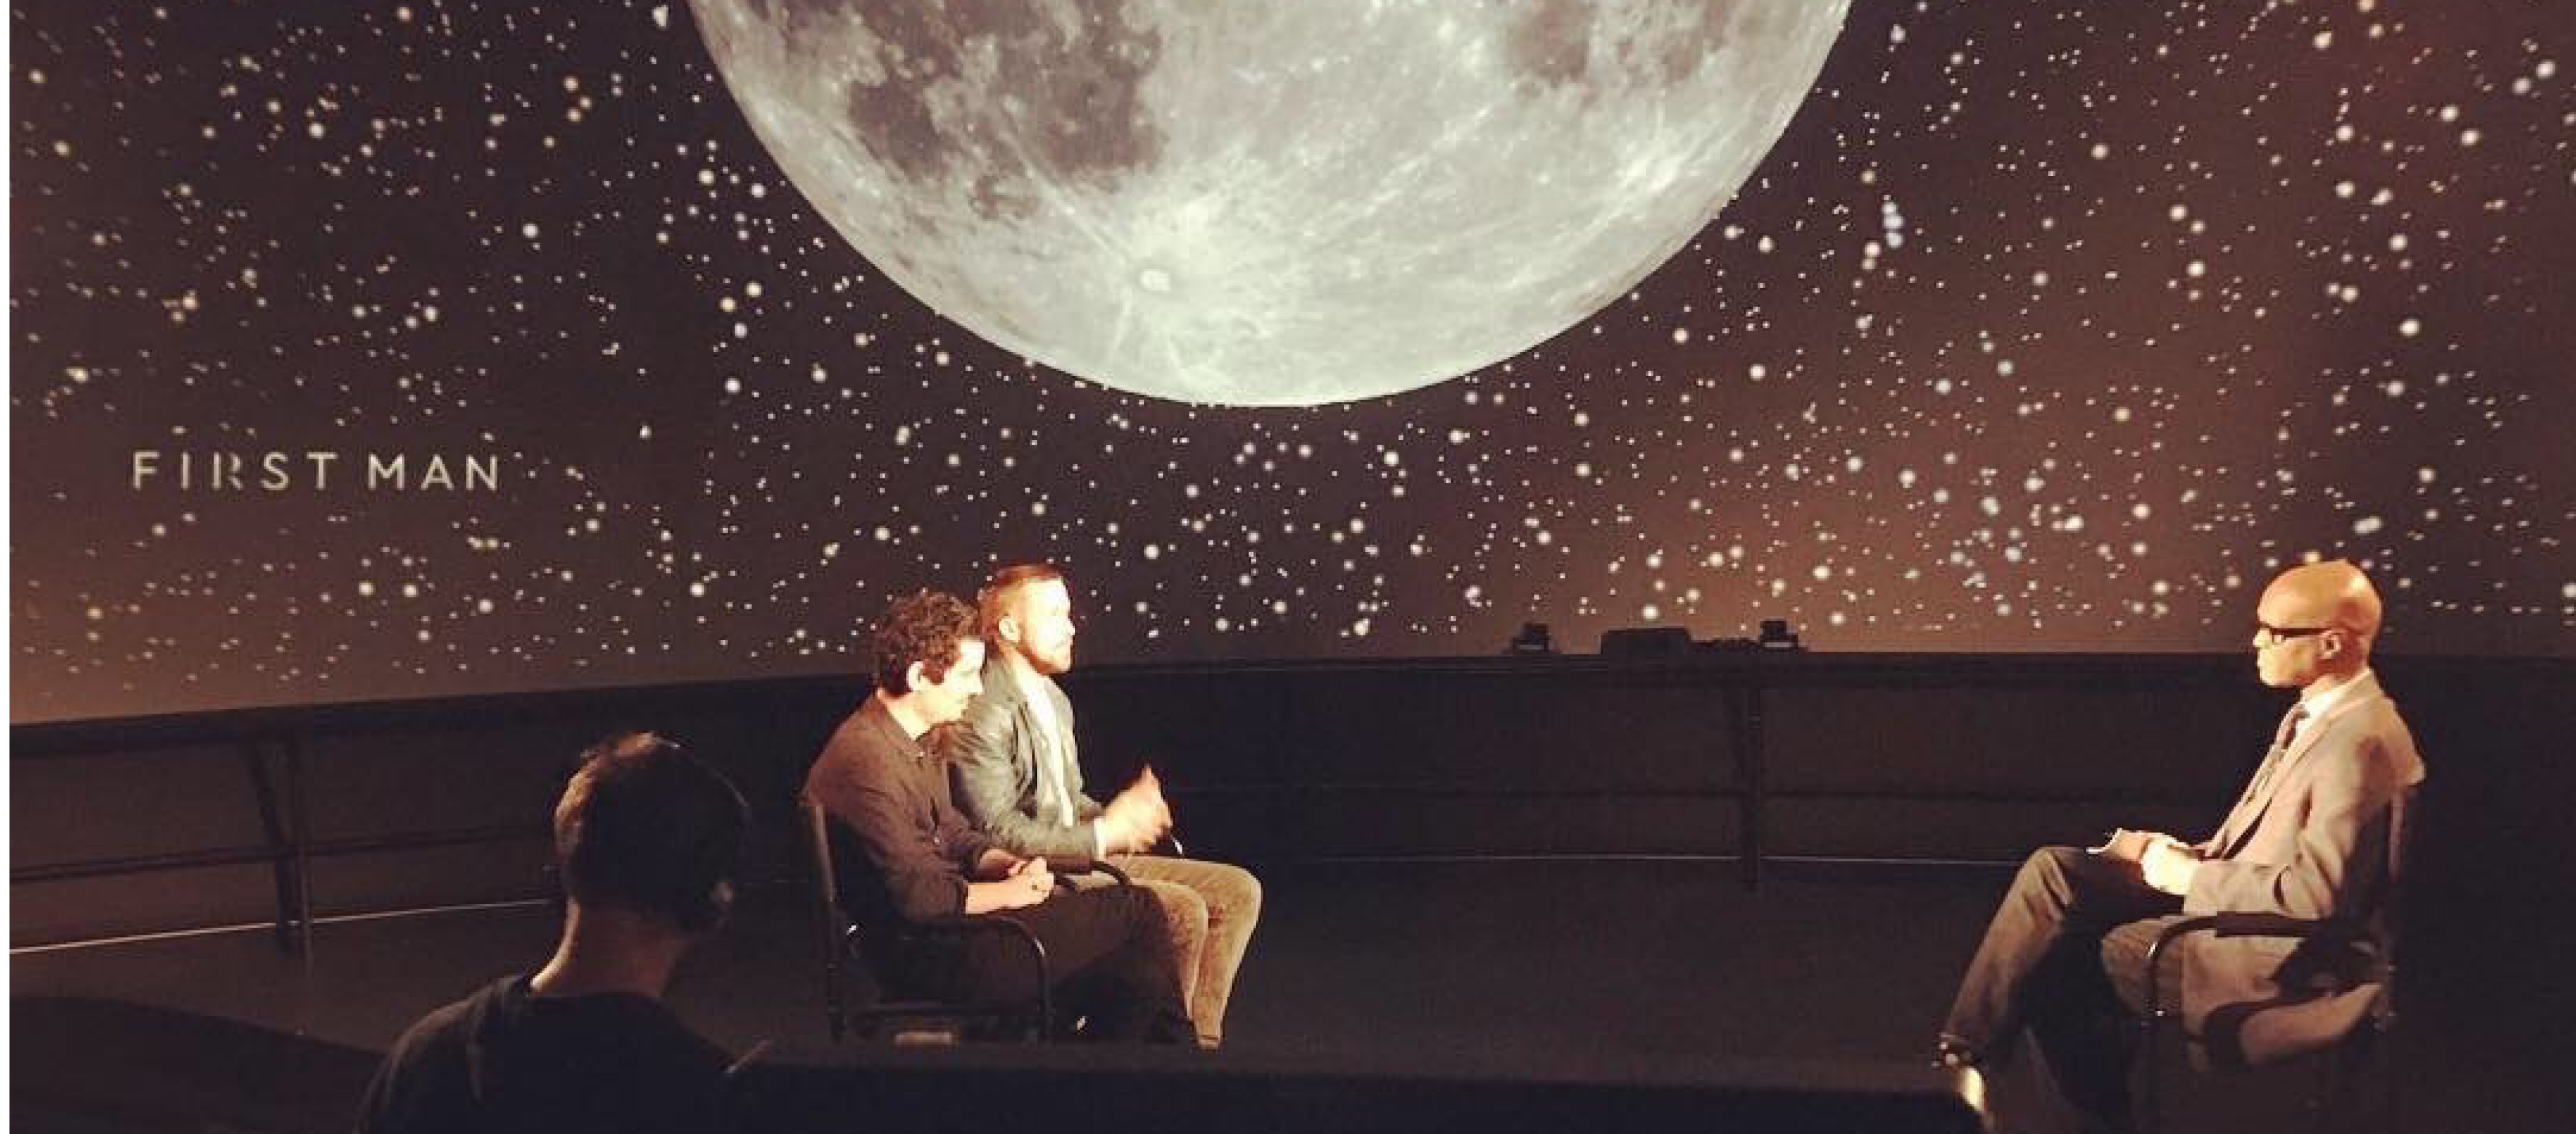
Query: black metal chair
xmin=2138 ymin=786 xmax=2415 ymax=1134
xmin=801 ymin=796 xmax=1129 ymax=1045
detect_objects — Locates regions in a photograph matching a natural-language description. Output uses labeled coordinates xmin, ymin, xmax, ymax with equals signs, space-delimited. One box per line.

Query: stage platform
xmin=14 ymin=856 xmax=2568 ymax=1133
xmin=17 ymin=654 xmax=2576 ymax=1131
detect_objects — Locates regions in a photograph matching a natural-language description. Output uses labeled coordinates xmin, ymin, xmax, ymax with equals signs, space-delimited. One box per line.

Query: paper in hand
xmin=2093 ymin=828 xmax=2154 ymax=863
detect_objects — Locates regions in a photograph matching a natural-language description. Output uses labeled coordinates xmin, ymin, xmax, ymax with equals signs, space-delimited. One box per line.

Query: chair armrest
xmin=2143 ymin=914 xmax=2369 ymax=1023
xmin=1074 ymin=859 xmax=1132 ymax=887
xmin=2142 ymin=916 xmax=2223 ymax=1023
xmin=2210 ymin=912 xmax=2343 ymax=940
xmin=1027 ymin=856 xmax=1132 ymax=886
xmin=892 ymin=914 xmax=1053 ymax=1029
xmin=905 ymin=914 xmax=1049 ymax=959
xmin=2148 ymin=915 xmax=2224 ymax=957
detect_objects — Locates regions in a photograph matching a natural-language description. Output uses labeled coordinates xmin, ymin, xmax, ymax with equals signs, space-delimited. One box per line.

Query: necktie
xmin=2216 ymin=705 xmax=2307 ymax=857
xmin=2246 ymin=706 xmax=2308 ymax=801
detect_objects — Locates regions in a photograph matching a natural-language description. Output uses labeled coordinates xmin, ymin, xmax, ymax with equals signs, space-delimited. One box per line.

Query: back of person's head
xmin=872 ymin=589 xmax=980 ymax=693
xmin=554 ymin=733 xmax=748 ymax=933
xmin=976 ymin=563 xmax=1066 ymax=641
xmin=2319 ymin=559 xmax=2384 ymax=645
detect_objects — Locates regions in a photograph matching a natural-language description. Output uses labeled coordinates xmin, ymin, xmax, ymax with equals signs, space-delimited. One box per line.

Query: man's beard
xmin=1024 ymin=641 xmax=1073 ymax=675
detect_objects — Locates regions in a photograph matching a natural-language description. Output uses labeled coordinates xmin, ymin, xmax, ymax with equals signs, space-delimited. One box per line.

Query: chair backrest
xmin=2370 ymin=783 xmax=2419 ymax=1023
xmin=800 ymin=797 xmax=845 ymax=930
xmin=796 ymin=796 xmax=1043 ymax=1044
xmin=799 ymin=796 xmax=854 ymax=1040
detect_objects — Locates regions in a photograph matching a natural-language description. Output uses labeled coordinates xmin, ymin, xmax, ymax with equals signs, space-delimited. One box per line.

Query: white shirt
xmin=1008 ymin=657 xmax=1106 ymax=856
xmin=2292 ymin=667 xmax=2375 ymax=744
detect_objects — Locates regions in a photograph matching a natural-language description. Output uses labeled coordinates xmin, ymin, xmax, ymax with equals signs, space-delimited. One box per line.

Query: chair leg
xmin=2313 ymin=1027 xmax=2384 ymax=1134
xmin=2137 ymin=1013 xmax=2163 ymax=1134
xmin=823 ymin=954 xmax=845 ymax=1043
xmin=2376 ymin=1033 xmax=2397 ymax=1134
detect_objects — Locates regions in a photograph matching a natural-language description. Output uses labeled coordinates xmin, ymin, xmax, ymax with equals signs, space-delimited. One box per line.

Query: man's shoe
xmin=1932 ymin=1034 xmax=1983 ymax=1071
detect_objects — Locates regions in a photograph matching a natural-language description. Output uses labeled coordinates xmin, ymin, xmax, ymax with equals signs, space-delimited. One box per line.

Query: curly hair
xmin=871 ymin=590 xmax=980 ymax=693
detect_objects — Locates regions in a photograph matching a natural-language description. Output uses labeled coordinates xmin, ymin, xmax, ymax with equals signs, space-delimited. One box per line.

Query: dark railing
xmin=14 ymin=651 xmax=2560 ymax=952
xmin=9 ymin=674 xmax=857 ymax=951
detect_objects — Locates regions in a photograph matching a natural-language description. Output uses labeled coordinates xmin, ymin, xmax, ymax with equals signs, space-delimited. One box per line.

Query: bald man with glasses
xmin=1935 ymin=560 xmax=2425 ymax=1133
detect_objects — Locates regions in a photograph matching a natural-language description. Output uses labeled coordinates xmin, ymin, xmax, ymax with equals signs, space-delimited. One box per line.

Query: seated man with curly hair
xmin=804 ymin=589 xmax=1193 ymax=1043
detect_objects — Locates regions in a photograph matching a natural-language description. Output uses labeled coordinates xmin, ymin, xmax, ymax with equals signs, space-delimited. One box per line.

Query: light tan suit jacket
xmin=2178 ymin=671 xmax=2424 ymax=1065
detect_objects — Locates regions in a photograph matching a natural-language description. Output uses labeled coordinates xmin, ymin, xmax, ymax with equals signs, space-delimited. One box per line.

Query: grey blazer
xmin=935 ymin=653 xmax=1106 ymax=860
xmin=2178 ymin=671 xmax=2424 ymax=1066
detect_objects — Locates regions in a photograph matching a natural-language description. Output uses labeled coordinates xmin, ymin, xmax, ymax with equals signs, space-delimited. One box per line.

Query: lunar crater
xmin=692 ymin=0 xmax=1849 ymax=405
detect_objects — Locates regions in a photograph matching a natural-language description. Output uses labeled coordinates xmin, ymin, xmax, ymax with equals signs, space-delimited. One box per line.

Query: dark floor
xmin=14 ymin=860 xmax=1986 ymax=1062
xmin=12 ymin=858 xmax=2571 ymax=1133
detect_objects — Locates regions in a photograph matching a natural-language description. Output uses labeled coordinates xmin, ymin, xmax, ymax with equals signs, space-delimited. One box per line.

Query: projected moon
xmin=688 ymin=0 xmax=1847 ymax=407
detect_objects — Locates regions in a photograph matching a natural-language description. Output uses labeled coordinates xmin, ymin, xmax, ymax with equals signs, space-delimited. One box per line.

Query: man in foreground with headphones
xmin=356 ymin=732 xmax=750 ymax=1133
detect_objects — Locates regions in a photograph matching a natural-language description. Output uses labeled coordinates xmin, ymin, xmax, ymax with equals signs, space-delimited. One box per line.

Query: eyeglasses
xmin=2254 ymin=622 xmax=2333 ymax=648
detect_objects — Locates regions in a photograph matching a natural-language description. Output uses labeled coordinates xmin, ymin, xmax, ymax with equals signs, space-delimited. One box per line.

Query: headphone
xmin=674 ymin=875 xmax=736 ymax=934
xmin=560 ymin=735 xmax=747 ymax=933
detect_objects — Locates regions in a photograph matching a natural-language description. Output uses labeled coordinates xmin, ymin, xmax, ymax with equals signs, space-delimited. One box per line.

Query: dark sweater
xmin=804 ymin=693 xmax=997 ymax=927
xmin=353 ymin=975 xmax=735 ymax=1134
